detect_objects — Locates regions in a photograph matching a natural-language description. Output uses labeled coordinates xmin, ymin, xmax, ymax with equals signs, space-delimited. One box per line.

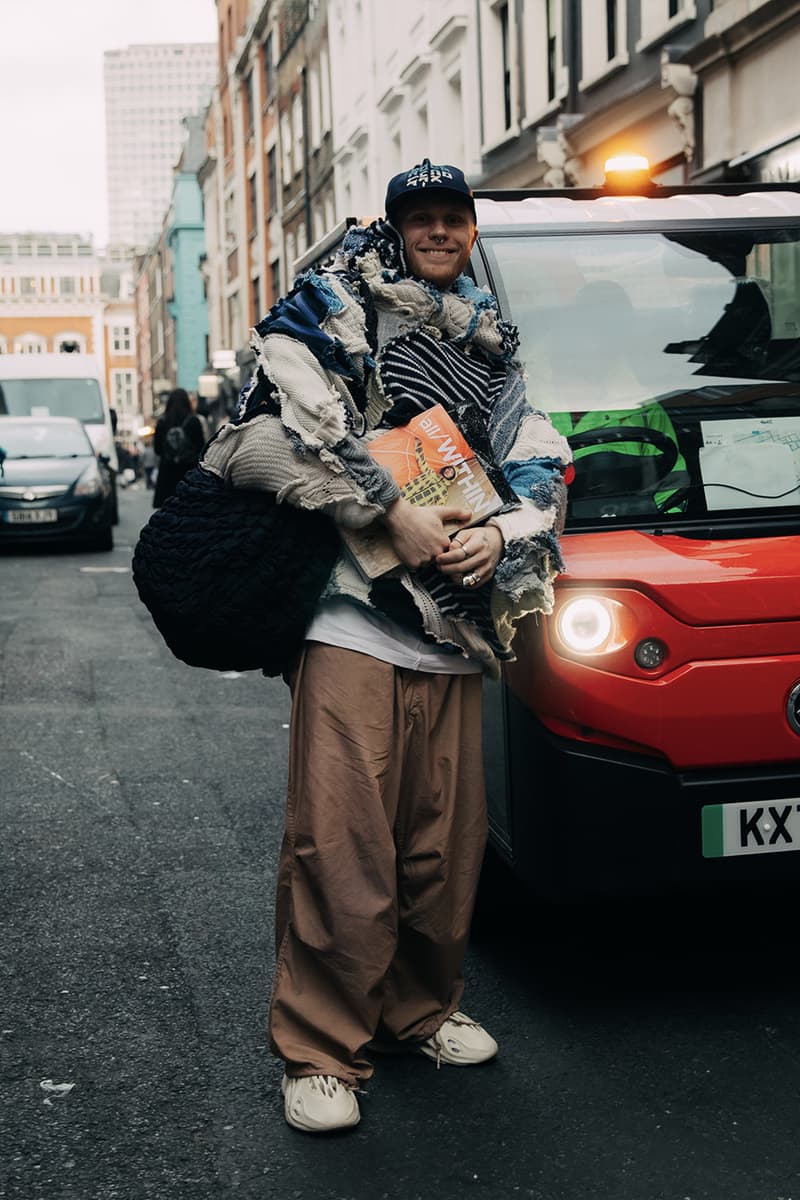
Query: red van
xmin=473 ymin=170 xmax=800 ymax=897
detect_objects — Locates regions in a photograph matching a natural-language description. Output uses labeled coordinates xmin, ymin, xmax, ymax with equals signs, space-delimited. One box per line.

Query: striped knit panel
xmin=378 ymin=330 xmax=505 ymax=428
xmin=375 ymin=329 xmax=512 ymax=656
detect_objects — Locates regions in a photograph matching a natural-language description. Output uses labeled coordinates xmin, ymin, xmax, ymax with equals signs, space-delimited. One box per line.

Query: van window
xmin=481 ymin=226 xmax=800 ymax=528
xmin=481 ymin=227 xmax=800 ymax=414
xmin=0 ymin=378 xmax=104 ymax=423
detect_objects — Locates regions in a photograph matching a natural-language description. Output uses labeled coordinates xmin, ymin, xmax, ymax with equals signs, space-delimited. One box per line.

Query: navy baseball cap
xmin=385 ymin=158 xmax=476 ymax=223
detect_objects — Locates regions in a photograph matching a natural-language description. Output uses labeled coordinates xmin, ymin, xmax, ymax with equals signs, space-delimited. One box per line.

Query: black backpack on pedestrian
xmin=163 ymin=420 xmax=197 ymax=466
xmin=132 ymin=463 xmax=340 ymax=675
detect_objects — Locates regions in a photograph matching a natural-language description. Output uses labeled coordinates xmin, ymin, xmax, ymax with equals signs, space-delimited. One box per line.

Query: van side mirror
xmin=109 ymin=408 xmax=118 ymax=434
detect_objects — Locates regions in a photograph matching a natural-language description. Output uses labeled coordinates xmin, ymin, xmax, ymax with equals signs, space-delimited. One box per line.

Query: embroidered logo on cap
xmin=404 ymin=161 xmax=455 ymax=189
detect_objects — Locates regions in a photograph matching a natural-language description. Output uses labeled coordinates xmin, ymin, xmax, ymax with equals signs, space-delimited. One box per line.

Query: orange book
xmin=341 ymin=404 xmax=503 ymax=578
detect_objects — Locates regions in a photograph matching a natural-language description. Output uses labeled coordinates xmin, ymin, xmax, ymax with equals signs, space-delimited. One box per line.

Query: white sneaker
xmin=417 ymin=1011 xmax=499 ymax=1068
xmin=281 ymin=1073 xmax=361 ymax=1132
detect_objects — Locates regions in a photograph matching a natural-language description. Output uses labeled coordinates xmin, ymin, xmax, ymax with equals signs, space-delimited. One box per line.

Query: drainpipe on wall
xmin=301 ymin=63 xmax=312 ymax=246
xmin=475 ymin=0 xmax=485 ymax=156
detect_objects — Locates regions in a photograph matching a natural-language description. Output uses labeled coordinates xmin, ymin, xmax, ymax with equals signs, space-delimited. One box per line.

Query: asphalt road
xmin=2 ymin=481 xmax=800 ymax=1200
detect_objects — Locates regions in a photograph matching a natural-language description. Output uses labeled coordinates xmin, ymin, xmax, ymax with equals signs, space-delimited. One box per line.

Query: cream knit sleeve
xmin=201 ymin=415 xmax=385 ymax=529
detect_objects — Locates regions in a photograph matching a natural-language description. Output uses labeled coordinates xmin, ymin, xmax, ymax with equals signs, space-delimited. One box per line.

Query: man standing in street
xmin=203 ymin=159 xmax=571 ymax=1133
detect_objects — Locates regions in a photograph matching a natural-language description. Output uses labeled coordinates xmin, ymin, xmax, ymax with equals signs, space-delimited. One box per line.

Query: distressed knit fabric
xmin=206 ymin=220 xmax=572 ymax=676
xmin=377 ymin=330 xmax=522 ymax=657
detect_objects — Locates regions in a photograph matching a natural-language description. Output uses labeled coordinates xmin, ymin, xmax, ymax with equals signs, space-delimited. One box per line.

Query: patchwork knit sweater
xmin=202 ymin=221 xmax=572 ymax=677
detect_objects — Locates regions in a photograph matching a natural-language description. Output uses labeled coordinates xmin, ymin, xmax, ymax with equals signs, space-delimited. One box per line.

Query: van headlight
xmin=556 ymin=596 xmax=614 ymax=653
xmin=73 ymin=463 xmax=102 ymax=497
xmin=551 ymin=591 xmax=670 ymax=670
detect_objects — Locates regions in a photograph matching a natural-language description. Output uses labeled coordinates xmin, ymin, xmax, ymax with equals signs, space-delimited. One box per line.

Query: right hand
xmin=381 ymin=498 xmax=472 ymax=569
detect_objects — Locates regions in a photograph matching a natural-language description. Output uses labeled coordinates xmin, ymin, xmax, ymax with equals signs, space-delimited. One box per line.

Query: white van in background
xmin=0 ymin=352 xmax=119 ymax=519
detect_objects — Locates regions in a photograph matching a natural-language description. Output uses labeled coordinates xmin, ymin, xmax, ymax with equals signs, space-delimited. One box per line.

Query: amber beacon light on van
xmin=602 ymin=153 xmax=654 ymax=195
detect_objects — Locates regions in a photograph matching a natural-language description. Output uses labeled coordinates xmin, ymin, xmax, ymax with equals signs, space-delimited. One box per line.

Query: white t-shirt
xmin=305 ymin=598 xmax=482 ymax=674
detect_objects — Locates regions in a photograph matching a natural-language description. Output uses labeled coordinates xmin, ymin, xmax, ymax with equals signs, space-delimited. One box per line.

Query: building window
xmin=111 ymin=325 xmax=132 ymax=352
xmin=14 ymin=334 xmax=47 ymax=354
xmin=269 ymin=258 xmax=281 ymax=307
xmin=57 ymin=333 xmax=87 ymax=353
xmin=0 ymin=335 xmax=7 ymax=353
xmin=111 ymin=369 xmax=136 ymax=412
xmin=285 ymin=233 xmax=296 ymax=283
xmin=606 ymin=0 xmax=617 ymax=61
xmin=312 ymin=203 xmax=324 ymax=244
xmin=309 ymin=63 xmax=321 ymax=150
xmin=59 ymin=276 xmax=76 ymax=295
xmin=445 ymin=71 xmax=466 ymax=166
xmin=227 ymin=247 xmax=238 ymax=283
xmin=263 ymin=32 xmax=275 ymax=100
xmin=266 ymin=146 xmax=278 ymax=214
xmin=280 ymin=112 xmax=292 ymax=185
xmin=639 ymin=0 xmax=694 ymax=48
xmin=292 ymin=93 xmax=304 ymax=177
xmin=413 ymin=99 xmax=429 ymax=153
xmin=480 ymin=0 xmax=518 ymax=146
xmin=580 ymin=0 xmax=628 ymax=89
xmin=227 ymin=291 xmax=241 ymax=348
xmin=223 ymin=110 xmax=232 ymax=160
xmin=500 ymin=2 xmax=512 ymax=130
xmin=248 ymin=174 xmax=258 ymax=234
xmin=522 ymin=0 xmax=566 ymax=120
xmin=243 ymin=71 xmax=254 ymax=137
xmin=224 ymin=191 xmax=237 ymax=247
xmin=319 ymin=47 xmax=331 ymax=135
xmin=251 ymin=275 xmax=260 ymax=322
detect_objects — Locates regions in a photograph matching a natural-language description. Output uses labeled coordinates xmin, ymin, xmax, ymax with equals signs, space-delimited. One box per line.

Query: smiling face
xmin=395 ymin=196 xmax=479 ymax=290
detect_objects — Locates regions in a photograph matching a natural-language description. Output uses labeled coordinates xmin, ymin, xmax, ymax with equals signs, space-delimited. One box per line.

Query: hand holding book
xmin=341 ymin=404 xmax=504 ymax=578
xmin=382 ymin=497 xmax=473 ymax=570
xmin=433 ymin=522 xmax=504 ymax=590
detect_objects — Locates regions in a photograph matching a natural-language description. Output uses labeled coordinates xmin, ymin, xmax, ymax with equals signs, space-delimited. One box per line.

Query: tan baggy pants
xmin=268 ymin=642 xmax=488 ymax=1087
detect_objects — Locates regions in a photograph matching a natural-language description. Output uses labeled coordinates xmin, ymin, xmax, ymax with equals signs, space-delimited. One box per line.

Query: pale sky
xmin=0 ymin=0 xmax=218 ymax=247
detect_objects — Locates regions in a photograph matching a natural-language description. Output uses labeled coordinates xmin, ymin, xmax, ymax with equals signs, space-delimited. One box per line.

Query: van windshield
xmin=482 ymin=226 xmax=800 ymax=529
xmin=0 ymin=378 xmax=104 ymax=423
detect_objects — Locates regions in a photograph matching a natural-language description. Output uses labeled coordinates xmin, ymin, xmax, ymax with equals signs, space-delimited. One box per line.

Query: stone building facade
xmin=0 ymin=232 xmax=137 ymax=442
xmin=181 ymin=0 xmax=800 ymax=397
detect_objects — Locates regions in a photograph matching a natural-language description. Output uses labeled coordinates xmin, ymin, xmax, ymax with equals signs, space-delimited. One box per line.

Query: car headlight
xmin=73 ymin=463 xmax=102 ymax=497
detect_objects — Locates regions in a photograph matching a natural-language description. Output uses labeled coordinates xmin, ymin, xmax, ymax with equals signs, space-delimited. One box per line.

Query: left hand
xmin=435 ymin=525 xmax=504 ymax=590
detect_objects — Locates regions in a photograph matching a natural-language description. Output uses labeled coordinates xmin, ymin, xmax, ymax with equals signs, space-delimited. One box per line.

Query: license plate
xmin=4 ymin=509 xmax=58 ymax=524
xmin=702 ymin=800 xmax=800 ymax=858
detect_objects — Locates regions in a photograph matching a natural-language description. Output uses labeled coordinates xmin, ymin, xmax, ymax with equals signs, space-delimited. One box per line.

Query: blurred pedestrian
xmin=152 ymin=388 xmax=205 ymax=508
xmin=142 ymin=441 xmax=156 ymax=490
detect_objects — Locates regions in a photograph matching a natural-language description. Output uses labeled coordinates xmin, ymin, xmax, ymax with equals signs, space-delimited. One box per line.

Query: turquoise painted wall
xmin=167 ymin=174 xmax=209 ymax=394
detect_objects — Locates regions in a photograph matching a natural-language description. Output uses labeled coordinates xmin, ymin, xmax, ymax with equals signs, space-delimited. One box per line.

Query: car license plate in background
xmin=702 ymin=800 xmax=800 ymax=858
xmin=5 ymin=509 xmax=58 ymax=524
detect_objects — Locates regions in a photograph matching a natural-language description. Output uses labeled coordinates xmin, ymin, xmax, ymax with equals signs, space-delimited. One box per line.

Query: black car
xmin=0 ymin=416 xmax=114 ymax=551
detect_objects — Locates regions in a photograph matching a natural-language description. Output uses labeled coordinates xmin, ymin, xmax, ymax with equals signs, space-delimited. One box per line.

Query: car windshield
xmin=0 ymin=421 xmax=92 ymax=459
xmin=0 ymin=377 xmax=104 ymax=423
xmin=482 ymin=226 xmax=800 ymax=529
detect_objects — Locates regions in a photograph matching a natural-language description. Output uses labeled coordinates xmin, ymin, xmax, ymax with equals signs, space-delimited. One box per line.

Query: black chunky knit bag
xmin=132 ymin=465 xmax=340 ymax=674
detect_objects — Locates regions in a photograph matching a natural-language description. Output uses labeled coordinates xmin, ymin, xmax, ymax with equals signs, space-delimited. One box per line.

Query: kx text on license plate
xmin=702 ymin=800 xmax=800 ymax=858
xmin=5 ymin=510 xmax=58 ymax=524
